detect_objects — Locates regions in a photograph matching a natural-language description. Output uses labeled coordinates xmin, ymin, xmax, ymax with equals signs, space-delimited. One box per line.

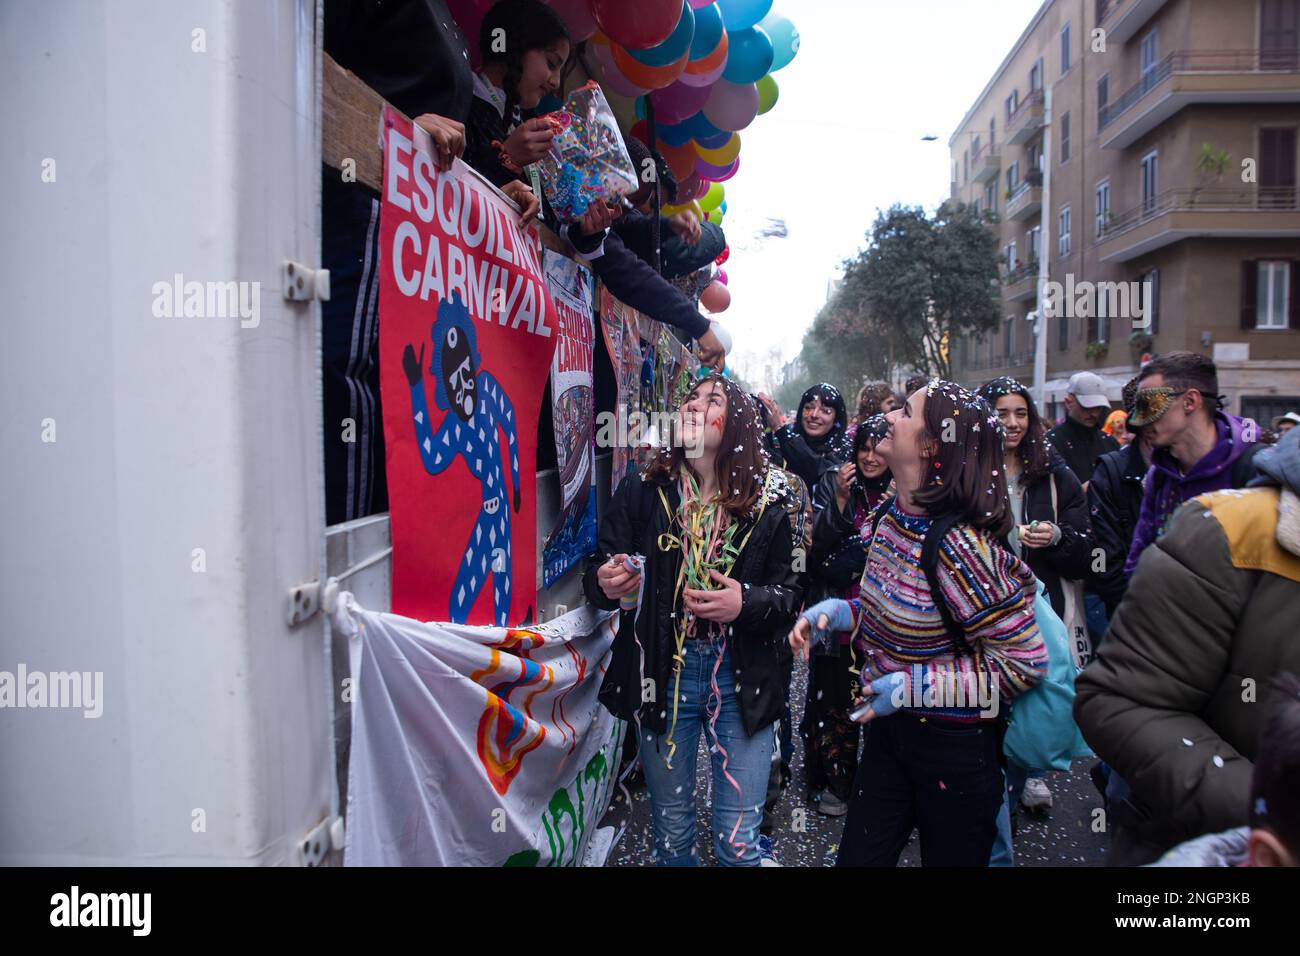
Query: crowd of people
xmin=589 ymin=353 xmax=1300 ymax=869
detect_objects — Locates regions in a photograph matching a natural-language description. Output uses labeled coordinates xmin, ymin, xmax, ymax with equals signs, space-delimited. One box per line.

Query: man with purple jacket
xmin=1124 ymin=352 xmax=1262 ymax=575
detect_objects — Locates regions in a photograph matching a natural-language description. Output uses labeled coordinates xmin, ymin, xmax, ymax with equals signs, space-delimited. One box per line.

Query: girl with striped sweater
xmin=790 ymin=381 xmax=1047 ymax=866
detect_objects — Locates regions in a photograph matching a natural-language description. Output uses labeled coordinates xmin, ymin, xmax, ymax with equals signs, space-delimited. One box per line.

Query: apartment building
xmin=948 ymin=0 xmax=1300 ymax=424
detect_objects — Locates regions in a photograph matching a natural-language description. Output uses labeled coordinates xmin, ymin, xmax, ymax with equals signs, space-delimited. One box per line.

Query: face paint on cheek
xmin=711 ymin=418 xmax=725 ymax=431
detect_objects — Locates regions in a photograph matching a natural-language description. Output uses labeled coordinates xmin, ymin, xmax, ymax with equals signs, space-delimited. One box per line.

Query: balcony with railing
xmin=1100 ymin=50 xmax=1300 ymax=149
xmin=1006 ymin=180 xmax=1043 ymax=221
xmin=961 ymin=350 xmax=1036 ymax=374
xmin=1096 ymin=0 xmax=1170 ymax=47
xmin=1097 ymin=185 xmax=1300 ymax=262
xmin=1003 ymin=262 xmax=1039 ymax=302
xmin=1007 ymin=89 xmax=1045 ymax=146
xmin=972 ymin=141 xmax=1001 ymax=183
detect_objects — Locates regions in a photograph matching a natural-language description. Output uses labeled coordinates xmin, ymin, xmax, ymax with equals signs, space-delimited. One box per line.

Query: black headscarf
xmin=769 ymin=382 xmax=852 ymax=492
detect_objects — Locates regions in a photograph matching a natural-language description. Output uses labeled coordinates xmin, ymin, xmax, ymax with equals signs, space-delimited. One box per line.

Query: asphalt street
xmin=604 ymin=656 xmax=1109 ymax=867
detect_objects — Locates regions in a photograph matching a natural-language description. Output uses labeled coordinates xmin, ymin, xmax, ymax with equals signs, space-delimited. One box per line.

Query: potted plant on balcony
xmin=1192 ymin=143 xmax=1230 ymax=206
xmin=1086 ymin=341 xmax=1109 ymax=362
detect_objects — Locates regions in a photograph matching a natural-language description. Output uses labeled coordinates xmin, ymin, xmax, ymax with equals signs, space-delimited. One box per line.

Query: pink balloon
xmin=649 ymin=80 xmax=712 ymax=126
xmin=689 ymin=0 xmax=714 ymax=8
xmin=700 ymin=281 xmax=731 ymax=313
xmin=702 ymin=79 xmax=759 ymax=131
xmin=716 ymin=269 xmax=729 ymax=285
xmin=592 ymin=40 xmax=650 ymax=97
xmin=546 ymin=0 xmax=598 ymax=41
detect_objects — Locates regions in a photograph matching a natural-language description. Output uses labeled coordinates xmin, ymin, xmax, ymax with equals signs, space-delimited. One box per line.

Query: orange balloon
xmin=660 ymin=141 xmax=699 ymax=181
xmin=612 ymin=42 xmax=688 ymax=90
xmin=685 ymin=31 xmax=729 ymax=76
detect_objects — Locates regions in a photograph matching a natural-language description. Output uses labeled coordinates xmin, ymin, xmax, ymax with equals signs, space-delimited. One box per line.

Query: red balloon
xmin=591 ymin=0 xmax=683 ymax=50
xmin=660 ymin=141 xmax=699 ymax=181
xmin=715 ymin=246 xmax=730 ymax=266
xmin=700 ymin=281 xmax=731 ymax=313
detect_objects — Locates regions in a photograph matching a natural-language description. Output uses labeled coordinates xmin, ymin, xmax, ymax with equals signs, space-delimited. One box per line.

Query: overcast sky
xmin=718 ymin=0 xmax=1047 ymax=391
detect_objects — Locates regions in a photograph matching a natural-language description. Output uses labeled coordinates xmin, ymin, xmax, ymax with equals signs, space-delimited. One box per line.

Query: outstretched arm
xmin=405 ymin=343 xmax=456 ymax=477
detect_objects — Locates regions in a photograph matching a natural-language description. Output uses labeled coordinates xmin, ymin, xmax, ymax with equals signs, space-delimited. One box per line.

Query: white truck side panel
xmin=0 ymin=0 xmax=330 ymax=865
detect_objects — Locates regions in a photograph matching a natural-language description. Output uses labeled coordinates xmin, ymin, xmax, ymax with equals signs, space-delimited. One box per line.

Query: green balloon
xmin=756 ymin=74 xmax=779 ymax=114
xmin=700 ymin=182 xmax=725 ymax=213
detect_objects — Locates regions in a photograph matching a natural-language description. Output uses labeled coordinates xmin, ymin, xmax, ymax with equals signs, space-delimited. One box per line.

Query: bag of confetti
xmin=535 ymin=81 xmax=639 ymax=222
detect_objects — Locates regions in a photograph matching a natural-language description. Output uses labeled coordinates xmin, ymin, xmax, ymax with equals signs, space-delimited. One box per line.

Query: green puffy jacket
xmin=1074 ymin=483 xmax=1300 ymax=865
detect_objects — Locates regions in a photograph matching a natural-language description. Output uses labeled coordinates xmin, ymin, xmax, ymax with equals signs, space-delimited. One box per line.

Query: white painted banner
xmin=332 ymin=596 xmax=624 ymax=866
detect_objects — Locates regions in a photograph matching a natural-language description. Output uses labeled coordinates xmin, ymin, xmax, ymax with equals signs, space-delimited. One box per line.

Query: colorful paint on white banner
xmin=334 ymin=596 xmax=624 ymax=866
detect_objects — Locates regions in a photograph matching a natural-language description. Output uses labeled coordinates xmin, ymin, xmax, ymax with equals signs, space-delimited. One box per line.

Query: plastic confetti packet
xmin=536 ymin=81 xmax=638 ymax=222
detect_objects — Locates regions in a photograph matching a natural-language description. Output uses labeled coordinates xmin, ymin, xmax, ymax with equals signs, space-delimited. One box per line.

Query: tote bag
xmin=1003 ymin=579 xmax=1093 ymax=771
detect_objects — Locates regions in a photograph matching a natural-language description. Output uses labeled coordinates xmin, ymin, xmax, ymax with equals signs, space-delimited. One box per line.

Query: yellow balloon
xmin=661 ymin=201 xmax=692 ymax=216
xmin=695 ymin=133 xmax=741 ymax=167
xmin=690 ymin=200 xmax=704 ymax=221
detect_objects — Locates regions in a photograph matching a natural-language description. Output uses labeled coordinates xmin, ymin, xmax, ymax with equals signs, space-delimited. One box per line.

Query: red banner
xmin=378 ymin=107 xmax=558 ymax=625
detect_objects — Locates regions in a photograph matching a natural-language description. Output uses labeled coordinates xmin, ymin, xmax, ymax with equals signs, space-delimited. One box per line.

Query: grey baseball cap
xmin=1068 ymin=372 xmax=1111 ymax=410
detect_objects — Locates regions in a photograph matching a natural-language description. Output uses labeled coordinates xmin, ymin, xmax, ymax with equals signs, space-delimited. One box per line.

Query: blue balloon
xmin=719 ymin=200 xmax=728 ymax=215
xmin=681 ymin=110 xmax=724 ymax=140
xmin=654 ymin=119 xmax=697 ymax=147
xmin=537 ymin=94 xmax=564 ymax=114
xmin=717 ymin=0 xmax=772 ymax=31
xmin=627 ymin=2 xmax=695 ymax=68
xmin=635 ymin=96 xmax=647 ymax=120
xmin=695 ymin=129 xmax=733 ymax=149
xmin=721 ymin=25 xmax=773 ymax=84
xmin=689 ymin=3 xmax=725 ymax=59
xmin=759 ymin=10 xmax=800 ymax=72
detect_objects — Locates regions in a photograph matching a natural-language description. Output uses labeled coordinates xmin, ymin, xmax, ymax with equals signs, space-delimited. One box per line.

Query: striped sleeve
xmin=937 ymin=527 xmax=1047 ymax=701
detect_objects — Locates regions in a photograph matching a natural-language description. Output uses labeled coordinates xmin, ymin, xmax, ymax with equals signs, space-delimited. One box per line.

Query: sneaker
xmin=1021 ymin=776 xmax=1053 ymax=811
xmin=818 ymin=792 xmax=849 ymax=817
xmin=758 ymin=834 xmax=781 ymax=867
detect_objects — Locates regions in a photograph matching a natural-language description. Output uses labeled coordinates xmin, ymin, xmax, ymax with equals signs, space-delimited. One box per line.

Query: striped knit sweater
xmin=850 ymin=501 xmax=1047 ymax=721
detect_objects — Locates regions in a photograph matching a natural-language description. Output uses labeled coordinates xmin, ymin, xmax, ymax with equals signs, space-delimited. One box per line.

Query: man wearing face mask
xmin=759 ymin=384 xmax=852 ymax=499
xmin=1047 ymin=372 xmax=1119 ymax=487
xmin=1123 ymin=352 xmax=1262 ymax=576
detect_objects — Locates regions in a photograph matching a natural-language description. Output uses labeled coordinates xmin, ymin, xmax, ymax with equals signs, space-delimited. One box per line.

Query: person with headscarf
xmin=760 ymin=383 xmax=852 ymax=497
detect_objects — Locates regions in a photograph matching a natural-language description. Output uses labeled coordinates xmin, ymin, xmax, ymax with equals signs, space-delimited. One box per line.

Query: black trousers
xmin=835 ymin=712 xmax=1004 ymax=867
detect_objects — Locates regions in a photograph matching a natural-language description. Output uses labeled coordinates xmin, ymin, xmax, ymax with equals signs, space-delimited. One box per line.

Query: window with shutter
xmin=1241 ymin=261 xmax=1259 ymax=330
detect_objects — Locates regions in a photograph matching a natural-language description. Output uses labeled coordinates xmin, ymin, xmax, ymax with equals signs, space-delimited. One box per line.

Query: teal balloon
xmin=719 ymin=200 xmax=728 ymax=215
xmin=721 ymin=25 xmax=773 ymax=84
xmin=635 ymin=96 xmax=647 ymax=120
xmin=689 ymin=3 xmax=725 ymax=59
xmin=537 ymin=94 xmax=565 ymax=113
xmin=759 ymin=10 xmax=799 ymax=72
xmin=718 ymin=0 xmax=772 ymax=31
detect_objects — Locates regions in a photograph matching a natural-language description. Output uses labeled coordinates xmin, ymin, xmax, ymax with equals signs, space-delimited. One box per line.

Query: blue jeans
xmin=1084 ymin=592 xmax=1110 ymax=648
xmin=639 ymin=640 xmax=774 ymax=866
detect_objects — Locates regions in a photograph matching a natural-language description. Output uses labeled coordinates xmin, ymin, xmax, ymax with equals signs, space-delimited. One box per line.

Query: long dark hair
xmin=852 ymin=413 xmax=893 ymax=492
xmin=912 ymin=380 xmax=1012 ymax=537
xmin=479 ymin=0 xmax=571 ymax=121
xmin=643 ymin=373 xmax=769 ymax=519
xmin=978 ymin=376 xmax=1052 ymax=484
